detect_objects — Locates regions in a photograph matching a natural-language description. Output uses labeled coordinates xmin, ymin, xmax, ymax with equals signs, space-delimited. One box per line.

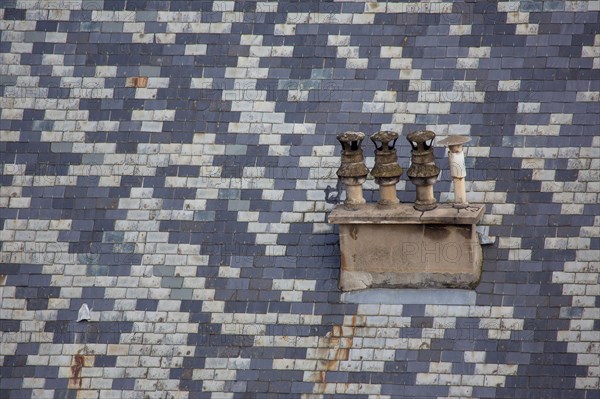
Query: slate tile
xmin=26 ymin=299 xmax=48 ymax=310
xmin=3 ymin=7 xmax=28 ymax=20
xmin=0 ymin=320 xmax=20 ymax=332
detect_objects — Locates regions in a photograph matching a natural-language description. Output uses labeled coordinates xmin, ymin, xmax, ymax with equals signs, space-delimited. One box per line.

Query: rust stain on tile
xmin=126 ymin=77 xmax=148 ymax=88
xmin=315 ymin=316 xmax=358 ymax=390
xmin=70 ymin=354 xmax=85 ymax=389
xmin=68 ymin=349 xmax=94 ymax=390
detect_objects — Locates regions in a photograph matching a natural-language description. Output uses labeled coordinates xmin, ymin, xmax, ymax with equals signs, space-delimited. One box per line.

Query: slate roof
xmin=0 ymin=0 xmax=599 ymax=398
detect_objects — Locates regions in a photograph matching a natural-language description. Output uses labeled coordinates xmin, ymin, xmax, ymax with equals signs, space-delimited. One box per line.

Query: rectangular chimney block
xmin=328 ymin=203 xmax=485 ymax=291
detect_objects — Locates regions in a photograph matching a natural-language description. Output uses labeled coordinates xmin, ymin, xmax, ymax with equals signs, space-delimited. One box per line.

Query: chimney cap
xmin=336 ymin=131 xmax=365 ymax=142
xmin=370 ymin=130 xmax=398 ymax=143
xmin=407 ymin=130 xmax=436 ymax=143
xmin=438 ymin=135 xmax=471 ymax=146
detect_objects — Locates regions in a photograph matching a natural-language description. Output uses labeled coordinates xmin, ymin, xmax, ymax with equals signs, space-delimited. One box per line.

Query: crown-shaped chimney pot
xmin=406 ymin=130 xmax=440 ymax=211
xmin=336 ymin=131 xmax=369 ymax=205
xmin=370 ymin=131 xmax=403 ymax=206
